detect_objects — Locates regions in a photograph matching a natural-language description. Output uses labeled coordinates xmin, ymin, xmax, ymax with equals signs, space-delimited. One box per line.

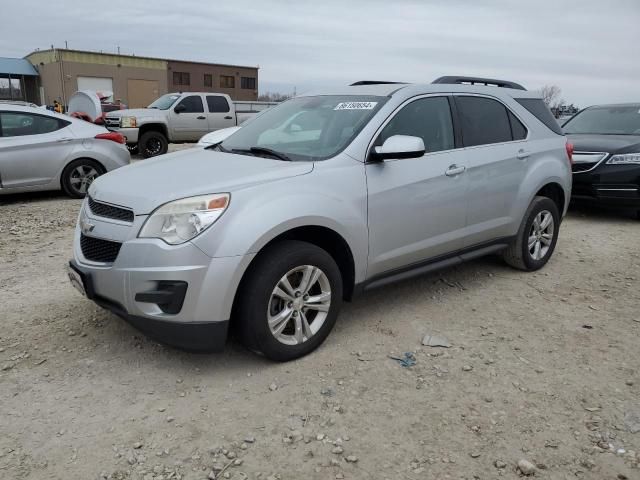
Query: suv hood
xmin=88 ymin=149 xmax=314 ymax=214
xmin=105 ymin=108 xmax=164 ymax=119
xmin=567 ymin=134 xmax=640 ymax=154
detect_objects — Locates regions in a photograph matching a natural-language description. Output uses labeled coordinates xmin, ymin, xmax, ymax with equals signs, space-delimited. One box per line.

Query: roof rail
xmin=350 ymin=81 xmax=407 ymax=86
xmin=432 ymin=76 xmax=526 ymax=91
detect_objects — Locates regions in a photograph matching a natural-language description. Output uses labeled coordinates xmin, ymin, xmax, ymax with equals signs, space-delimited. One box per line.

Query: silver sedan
xmin=0 ymin=102 xmax=130 ymax=198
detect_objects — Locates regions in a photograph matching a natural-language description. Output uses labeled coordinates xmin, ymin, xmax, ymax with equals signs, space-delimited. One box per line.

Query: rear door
xmin=453 ymin=95 xmax=529 ymax=246
xmin=206 ymin=95 xmax=235 ymax=130
xmin=365 ymin=95 xmax=469 ymax=277
xmin=0 ymin=111 xmax=75 ymax=188
xmin=169 ymin=94 xmax=208 ymax=141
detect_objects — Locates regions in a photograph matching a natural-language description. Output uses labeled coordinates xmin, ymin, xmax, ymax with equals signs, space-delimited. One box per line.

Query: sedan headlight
xmin=120 ymin=116 xmax=137 ymax=128
xmin=606 ymin=153 xmax=640 ymax=165
xmin=139 ymin=194 xmax=230 ymax=245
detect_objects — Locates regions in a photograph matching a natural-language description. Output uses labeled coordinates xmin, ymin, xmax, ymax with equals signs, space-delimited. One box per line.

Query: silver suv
xmin=68 ymin=76 xmax=572 ymax=361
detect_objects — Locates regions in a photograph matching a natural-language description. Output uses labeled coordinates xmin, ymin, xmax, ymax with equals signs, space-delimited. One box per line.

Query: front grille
xmin=88 ymin=196 xmax=134 ymax=222
xmin=80 ymin=234 xmax=122 ymax=263
xmin=572 ymin=152 xmax=608 ymax=173
xmin=104 ymin=117 xmax=120 ymax=128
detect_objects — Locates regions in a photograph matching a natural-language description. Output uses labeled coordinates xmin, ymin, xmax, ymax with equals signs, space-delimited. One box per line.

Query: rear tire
xmin=139 ymin=131 xmax=168 ymax=158
xmin=61 ymin=159 xmax=104 ymax=198
xmin=234 ymin=240 xmax=343 ymax=361
xmin=503 ymin=196 xmax=560 ymax=271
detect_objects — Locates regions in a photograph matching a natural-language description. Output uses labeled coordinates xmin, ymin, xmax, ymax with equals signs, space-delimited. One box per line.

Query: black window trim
xmin=0 ymin=109 xmax=71 ymax=137
xmin=366 ymin=93 xmax=459 ymax=162
xmin=451 ymin=93 xmax=530 ymax=148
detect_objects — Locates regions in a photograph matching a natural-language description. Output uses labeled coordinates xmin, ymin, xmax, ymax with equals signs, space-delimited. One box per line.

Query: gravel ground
xmin=1 ymin=153 xmax=639 ymax=479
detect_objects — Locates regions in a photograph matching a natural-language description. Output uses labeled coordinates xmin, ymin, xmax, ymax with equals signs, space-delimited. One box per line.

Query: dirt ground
xmin=1 ymin=155 xmax=639 ymax=479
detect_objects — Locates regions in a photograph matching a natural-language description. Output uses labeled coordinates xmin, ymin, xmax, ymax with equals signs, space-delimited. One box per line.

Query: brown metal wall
xmin=167 ymin=60 xmax=258 ymax=101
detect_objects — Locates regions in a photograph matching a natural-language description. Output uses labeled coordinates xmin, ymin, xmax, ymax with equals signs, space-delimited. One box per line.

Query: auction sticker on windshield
xmin=334 ymin=102 xmax=378 ymax=110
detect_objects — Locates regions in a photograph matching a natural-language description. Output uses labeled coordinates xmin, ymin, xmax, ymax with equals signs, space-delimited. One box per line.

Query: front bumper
xmin=106 ymin=126 xmax=139 ymax=144
xmin=70 ymin=204 xmax=255 ymax=351
xmin=572 ymin=162 xmax=640 ymax=208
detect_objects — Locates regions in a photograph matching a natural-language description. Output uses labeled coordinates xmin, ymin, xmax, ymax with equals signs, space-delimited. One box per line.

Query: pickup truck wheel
xmin=139 ymin=131 xmax=168 ymax=158
xmin=503 ymin=196 xmax=560 ymax=271
xmin=126 ymin=144 xmax=139 ymax=155
xmin=235 ymin=240 xmax=343 ymax=361
xmin=61 ymin=159 xmax=104 ymax=198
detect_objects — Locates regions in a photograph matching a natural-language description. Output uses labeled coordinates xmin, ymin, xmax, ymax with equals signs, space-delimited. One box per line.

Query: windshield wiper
xmin=231 ymin=147 xmax=292 ymax=162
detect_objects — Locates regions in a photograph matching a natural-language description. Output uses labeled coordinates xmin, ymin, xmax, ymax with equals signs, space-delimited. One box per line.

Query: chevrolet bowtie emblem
xmin=80 ymin=218 xmax=95 ymax=235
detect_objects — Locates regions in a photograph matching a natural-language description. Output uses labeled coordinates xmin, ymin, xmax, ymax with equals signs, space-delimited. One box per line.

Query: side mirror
xmin=370 ymin=135 xmax=425 ymax=161
xmin=174 ymin=104 xmax=186 ymax=114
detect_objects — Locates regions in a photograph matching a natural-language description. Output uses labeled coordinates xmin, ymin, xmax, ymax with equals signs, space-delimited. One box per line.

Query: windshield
xmin=148 ymin=94 xmax=181 ymax=110
xmin=220 ymin=95 xmax=387 ymax=161
xmin=563 ymin=105 xmax=640 ymax=135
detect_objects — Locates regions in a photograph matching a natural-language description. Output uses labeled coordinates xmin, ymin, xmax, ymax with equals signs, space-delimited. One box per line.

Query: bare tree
xmin=538 ymin=85 xmax=562 ymax=107
xmin=257 ymin=91 xmax=292 ymax=102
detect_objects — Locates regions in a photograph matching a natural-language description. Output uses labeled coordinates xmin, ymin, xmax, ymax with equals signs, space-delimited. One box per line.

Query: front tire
xmin=503 ymin=196 xmax=560 ymax=271
xmin=235 ymin=240 xmax=343 ymax=361
xmin=61 ymin=159 xmax=104 ymax=198
xmin=138 ymin=131 xmax=168 ymax=158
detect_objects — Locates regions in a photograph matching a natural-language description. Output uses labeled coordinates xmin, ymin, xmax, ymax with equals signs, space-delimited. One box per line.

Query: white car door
xmin=206 ymin=95 xmax=236 ymax=131
xmin=0 ymin=110 xmax=75 ymax=189
xmin=169 ymin=95 xmax=209 ymax=141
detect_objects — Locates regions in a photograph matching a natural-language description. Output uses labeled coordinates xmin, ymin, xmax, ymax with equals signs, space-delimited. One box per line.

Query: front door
xmin=366 ymin=96 xmax=469 ymax=278
xmin=0 ymin=111 xmax=74 ymax=189
xmin=169 ymin=95 xmax=209 ymax=141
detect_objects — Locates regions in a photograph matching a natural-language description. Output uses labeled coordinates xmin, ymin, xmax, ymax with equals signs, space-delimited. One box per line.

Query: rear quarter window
xmin=515 ymin=98 xmax=563 ymax=135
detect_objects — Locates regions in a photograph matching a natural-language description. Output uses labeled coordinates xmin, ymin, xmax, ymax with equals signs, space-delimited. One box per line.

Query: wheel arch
xmin=535 ymin=182 xmax=566 ymax=216
xmin=138 ymin=123 xmax=169 ymax=139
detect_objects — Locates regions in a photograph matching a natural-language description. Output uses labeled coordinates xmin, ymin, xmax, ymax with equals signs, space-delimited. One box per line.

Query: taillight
xmin=95 ymin=132 xmax=125 ymax=144
xmin=566 ymin=141 xmax=574 ymax=165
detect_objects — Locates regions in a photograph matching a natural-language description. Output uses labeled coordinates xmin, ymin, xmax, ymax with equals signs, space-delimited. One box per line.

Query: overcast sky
xmin=2 ymin=0 xmax=638 ymax=106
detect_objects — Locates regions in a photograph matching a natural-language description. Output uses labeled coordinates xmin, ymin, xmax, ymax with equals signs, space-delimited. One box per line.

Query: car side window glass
xmin=377 ymin=96 xmax=455 ymax=153
xmin=456 ymin=96 xmax=512 ymax=147
xmin=177 ymin=96 xmax=204 ymax=113
xmin=508 ymin=111 xmax=527 ymax=140
xmin=0 ymin=112 xmax=66 ymax=137
xmin=207 ymin=96 xmax=230 ymax=113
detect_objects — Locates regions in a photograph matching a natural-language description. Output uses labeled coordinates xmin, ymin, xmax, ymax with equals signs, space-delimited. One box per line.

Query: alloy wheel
xmin=528 ymin=210 xmax=554 ymax=261
xmin=69 ymin=165 xmax=99 ymax=195
xmin=267 ymin=265 xmax=332 ymax=346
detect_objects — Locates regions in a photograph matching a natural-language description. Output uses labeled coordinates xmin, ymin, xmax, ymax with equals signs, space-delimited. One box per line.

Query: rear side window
xmin=515 ymin=98 xmax=563 ymax=135
xmin=207 ymin=96 xmax=230 ymax=113
xmin=456 ymin=96 xmax=512 ymax=147
xmin=508 ymin=111 xmax=527 ymax=140
xmin=176 ymin=95 xmax=204 ymax=113
xmin=377 ymin=96 xmax=455 ymax=153
xmin=0 ymin=112 xmax=69 ymax=137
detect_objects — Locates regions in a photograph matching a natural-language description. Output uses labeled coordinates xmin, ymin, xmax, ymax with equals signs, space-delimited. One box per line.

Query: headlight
xmin=138 ymin=194 xmax=230 ymax=245
xmin=606 ymin=153 xmax=640 ymax=165
xmin=121 ymin=116 xmax=137 ymax=128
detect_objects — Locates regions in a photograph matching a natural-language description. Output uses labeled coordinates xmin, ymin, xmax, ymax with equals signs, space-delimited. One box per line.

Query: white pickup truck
xmin=104 ymin=92 xmax=275 ymax=157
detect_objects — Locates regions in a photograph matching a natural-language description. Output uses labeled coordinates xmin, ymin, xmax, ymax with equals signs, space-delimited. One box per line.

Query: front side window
xmin=241 ymin=77 xmax=256 ymax=90
xmin=207 ymin=96 xmax=230 ymax=113
xmin=220 ymin=95 xmax=387 ymax=161
xmin=0 ymin=112 xmax=68 ymax=137
xmin=377 ymin=96 xmax=455 ymax=153
xmin=176 ymin=95 xmax=204 ymax=113
xmin=456 ymin=96 xmax=512 ymax=147
xmin=562 ymin=105 xmax=640 ymax=135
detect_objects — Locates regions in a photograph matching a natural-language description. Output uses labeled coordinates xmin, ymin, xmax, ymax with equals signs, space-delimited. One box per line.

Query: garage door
xmin=127 ymin=79 xmax=159 ymax=108
xmin=77 ymin=77 xmax=114 ymax=101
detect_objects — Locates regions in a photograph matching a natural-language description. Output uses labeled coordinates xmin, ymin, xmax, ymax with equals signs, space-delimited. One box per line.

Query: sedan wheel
xmin=69 ymin=165 xmax=99 ymax=195
xmin=268 ymin=265 xmax=332 ymax=345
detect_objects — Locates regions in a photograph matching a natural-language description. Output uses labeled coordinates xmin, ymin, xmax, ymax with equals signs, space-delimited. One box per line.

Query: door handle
xmin=516 ymin=149 xmax=530 ymax=160
xmin=197 ymin=116 xmax=206 ymax=120
xmin=445 ymin=164 xmax=466 ymax=176
xmin=56 ymin=137 xmax=73 ymax=143
xmin=224 ymin=116 xmax=233 ymax=120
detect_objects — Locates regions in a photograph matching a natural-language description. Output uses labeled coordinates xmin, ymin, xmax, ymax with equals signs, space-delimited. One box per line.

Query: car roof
xmin=585 ymin=103 xmax=640 ymax=109
xmin=300 ymin=83 xmax=541 ymax=100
